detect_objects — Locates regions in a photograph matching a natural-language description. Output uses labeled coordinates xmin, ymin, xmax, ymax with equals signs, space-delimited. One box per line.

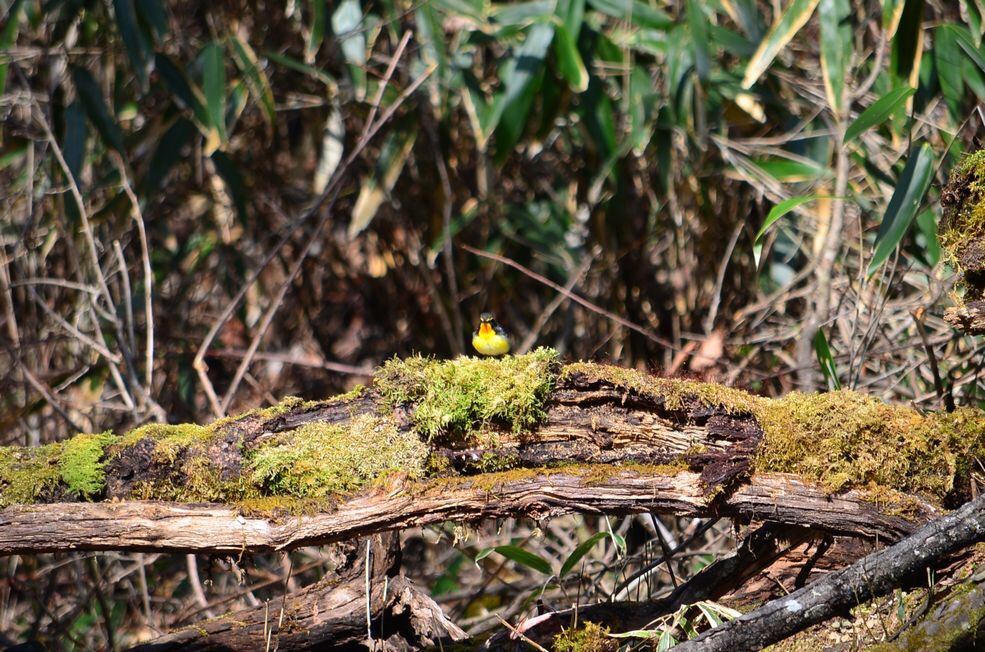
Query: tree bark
xmin=130 ymin=534 xmax=467 ymax=651
xmin=0 ymin=471 xmax=932 ymax=556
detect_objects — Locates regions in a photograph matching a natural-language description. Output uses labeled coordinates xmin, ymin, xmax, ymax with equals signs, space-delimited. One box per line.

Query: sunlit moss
xmin=376 ymin=348 xmax=561 ymax=441
xmin=248 ymin=414 xmax=427 ymax=497
xmin=940 ymin=149 xmax=985 ymax=302
xmin=756 ymin=392 xmax=985 ymax=504
xmin=0 ymin=443 xmax=63 ymax=507
xmin=60 ymin=432 xmax=116 ymax=498
xmin=115 ymin=422 xmax=215 ymax=462
xmin=553 ymin=621 xmax=616 ymax=652
xmin=561 ymin=361 xmax=763 ymax=414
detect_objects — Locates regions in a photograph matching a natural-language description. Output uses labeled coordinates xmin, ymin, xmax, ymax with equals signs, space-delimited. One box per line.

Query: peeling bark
xmin=130 ymin=534 xmax=466 ymax=651
xmin=0 ymin=471 xmax=933 ymax=556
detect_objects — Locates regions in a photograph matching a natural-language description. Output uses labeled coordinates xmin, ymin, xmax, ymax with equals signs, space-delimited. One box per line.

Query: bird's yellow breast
xmin=472 ymin=330 xmax=511 ymax=356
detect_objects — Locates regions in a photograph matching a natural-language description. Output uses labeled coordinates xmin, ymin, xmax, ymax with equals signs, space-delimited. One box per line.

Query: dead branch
xmin=0 ymin=359 xmax=964 ymax=556
xmin=0 ymin=472 xmax=929 ymax=556
xmin=130 ymin=533 xmax=466 ymax=651
xmin=672 ymin=492 xmax=985 ymax=651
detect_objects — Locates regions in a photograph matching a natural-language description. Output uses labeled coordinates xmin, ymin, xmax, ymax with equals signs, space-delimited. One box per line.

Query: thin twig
xmin=461 ymin=244 xmax=674 ymax=350
xmin=495 ymin=614 xmax=550 ymax=652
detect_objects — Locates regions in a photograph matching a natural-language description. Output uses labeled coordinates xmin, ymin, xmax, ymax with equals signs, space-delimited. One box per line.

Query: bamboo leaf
xmin=313 ymin=102 xmax=344 ymax=194
xmin=844 ymin=86 xmax=915 ymax=142
xmin=306 ymin=0 xmax=326 ymax=61
xmin=890 ymin=0 xmax=925 ymax=86
xmin=867 ymin=143 xmax=935 ymax=276
xmin=959 ymin=0 xmax=984 ymax=46
xmin=481 ymin=22 xmax=554 ymax=145
xmin=819 ymin=0 xmax=852 ymax=116
xmin=474 ymin=545 xmax=553 ymax=576
xmin=72 ymin=66 xmax=125 ymax=154
xmin=62 ymin=100 xmax=87 ymax=184
xmin=948 ymin=22 xmax=985 ymax=76
xmin=135 ymin=0 xmax=169 ymax=41
xmin=553 ymin=23 xmax=589 ymax=92
xmin=491 ymin=1 xmax=553 ymax=26
xmin=264 ymin=50 xmax=337 ymax=87
xmin=720 ymin=0 xmax=764 ymax=39
xmin=332 ymin=0 xmax=367 ymax=100
xmin=755 ymin=195 xmax=818 ymax=244
xmin=587 ymin=0 xmax=674 ymax=30
xmin=936 ymin=25 xmax=967 ymax=120
xmin=202 ymin=41 xmax=227 ymax=148
xmin=559 ymin=532 xmax=609 ymax=578
xmin=0 ymin=0 xmax=25 ymax=99
xmin=348 ymin=125 xmax=417 ymax=239
xmin=210 ymin=150 xmax=247 ymax=220
xmin=112 ymin=0 xmax=153 ymax=90
xmin=742 ymin=0 xmax=820 ymax=89
xmin=556 ymin=0 xmax=586 ymax=36
xmin=230 ymin=35 xmax=276 ymax=126
xmin=883 ymin=0 xmax=905 ymax=35
xmin=687 ymin=0 xmax=712 ymax=80
xmin=141 ymin=117 xmax=196 ymax=193
xmin=813 ymin=328 xmax=841 ymax=390
xmin=752 ymin=157 xmax=830 ymax=182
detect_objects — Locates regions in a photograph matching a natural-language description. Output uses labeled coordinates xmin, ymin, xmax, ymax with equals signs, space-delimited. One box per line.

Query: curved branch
xmin=0 ymin=471 xmax=932 ymax=556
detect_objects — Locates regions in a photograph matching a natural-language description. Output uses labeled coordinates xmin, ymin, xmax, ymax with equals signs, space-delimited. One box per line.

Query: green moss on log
xmin=376 ymin=347 xmax=561 ymax=441
xmin=248 ymin=414 xmax=427 ymax=497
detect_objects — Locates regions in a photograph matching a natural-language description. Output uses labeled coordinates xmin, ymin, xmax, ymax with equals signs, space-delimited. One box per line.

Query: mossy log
xmin=941 ymin=149 xmax=985 ymax=334
xmin=1 ymin=351 xmax=983 ymax=555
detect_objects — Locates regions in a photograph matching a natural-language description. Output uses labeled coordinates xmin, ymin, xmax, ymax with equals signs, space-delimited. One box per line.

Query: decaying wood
xmin=0 ymin=366 xmax=945 ymax=555
xmin=2 ymin=360 xmax=978 ymax=650
xmin=0 ymin=471 xmax=933 ymax=556
xmin=944 ymin=301 xmax=985 ymax=334
xmin=672 ymin=492 xmax=985 ymax=651
xmin=132 ymin=533 xmax=466 ymax=651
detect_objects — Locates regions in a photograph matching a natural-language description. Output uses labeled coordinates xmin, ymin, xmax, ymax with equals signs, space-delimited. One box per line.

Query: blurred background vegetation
xmin=1 ymin=0 xmax=984 ymax=647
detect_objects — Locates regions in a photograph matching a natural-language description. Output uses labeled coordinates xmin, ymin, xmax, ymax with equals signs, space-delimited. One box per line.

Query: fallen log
xmin=0 ymin=471 xmax=927 ymax=556
xmin=1 ymin=352 xmax=980 ymax=556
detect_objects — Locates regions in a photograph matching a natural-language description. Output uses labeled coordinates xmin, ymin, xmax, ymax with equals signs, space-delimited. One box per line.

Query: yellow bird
xmin=472 ymin=312 xmax=512 ymax=356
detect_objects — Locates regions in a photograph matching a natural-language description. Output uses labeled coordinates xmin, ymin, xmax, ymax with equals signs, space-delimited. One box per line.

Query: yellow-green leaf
xmin=348 ymin=125 xmax=417 ymax=239
xmin=819 ymin=0 xmax=852 ymax=116
xmin=844 ymin=86 xmax=914 ymax=143
xmin=742 ymin=0 xmax=820 ymax=89
xmin=230 ymin=34 xmax=275 ymax=127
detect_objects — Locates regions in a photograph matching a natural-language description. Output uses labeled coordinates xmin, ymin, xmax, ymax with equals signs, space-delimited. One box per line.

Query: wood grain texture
xmin=0 ymin=471 xmax=933 ymax=556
